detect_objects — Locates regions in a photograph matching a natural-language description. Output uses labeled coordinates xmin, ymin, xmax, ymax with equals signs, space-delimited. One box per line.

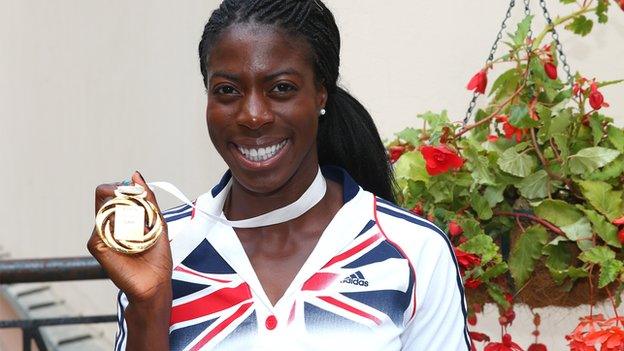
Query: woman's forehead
xmin=207 ymin=23 xmax=314 ymax=77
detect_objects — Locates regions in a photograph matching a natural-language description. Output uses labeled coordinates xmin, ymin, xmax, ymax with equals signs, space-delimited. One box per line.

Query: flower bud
xmin=544 ymin=62 xmax=557 ymax=80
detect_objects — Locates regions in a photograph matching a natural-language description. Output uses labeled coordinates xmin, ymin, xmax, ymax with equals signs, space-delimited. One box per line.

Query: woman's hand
xmin=87 ymin=171 xmax=173 ymax=304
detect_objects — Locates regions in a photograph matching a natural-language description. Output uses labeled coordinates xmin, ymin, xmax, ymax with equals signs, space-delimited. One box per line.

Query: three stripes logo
xmin=340 ymin=271 xmax=369 ymax=287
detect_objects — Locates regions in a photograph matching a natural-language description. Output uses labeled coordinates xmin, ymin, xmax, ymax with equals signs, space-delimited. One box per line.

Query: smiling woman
xmin=87 ymin=1 xmax=470 ymax=350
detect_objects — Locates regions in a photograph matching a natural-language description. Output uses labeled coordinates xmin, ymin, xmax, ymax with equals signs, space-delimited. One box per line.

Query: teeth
xmin=238 ymin=140 xmax=287 ymax=162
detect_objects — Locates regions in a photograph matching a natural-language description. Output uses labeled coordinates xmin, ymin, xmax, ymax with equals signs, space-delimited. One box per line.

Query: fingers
xmin=131 ymin=171 xmax=162 ymax=213
xmin=131 ymin=171 xmax=168 ymax=238
xmin=94 ymin=183 xmax=117 ymax=215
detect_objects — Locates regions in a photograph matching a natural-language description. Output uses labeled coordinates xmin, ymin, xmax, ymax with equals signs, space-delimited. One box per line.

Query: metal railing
xmin=0 ymin=257 xmax=116 ymax=351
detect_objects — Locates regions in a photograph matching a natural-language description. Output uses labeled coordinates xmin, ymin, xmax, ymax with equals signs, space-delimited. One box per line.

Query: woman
xmin=88 ymin=0 xmax=469 ymax=350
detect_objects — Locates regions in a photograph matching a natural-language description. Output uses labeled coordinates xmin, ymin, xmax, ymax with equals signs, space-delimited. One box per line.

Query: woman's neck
xmin=223 ymin=161 xmax=320 ymax=221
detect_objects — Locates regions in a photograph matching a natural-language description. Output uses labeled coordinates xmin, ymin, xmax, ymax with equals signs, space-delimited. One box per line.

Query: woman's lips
xmin=230 ymin=139 xmax=290 ymax=169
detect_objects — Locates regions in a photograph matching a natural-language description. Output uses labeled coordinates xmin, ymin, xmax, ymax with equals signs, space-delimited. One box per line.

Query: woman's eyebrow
xmin=210 ymin=71 xmax=240 ymax=82
xmin=264 ymin=68 xmax=301 ymax=82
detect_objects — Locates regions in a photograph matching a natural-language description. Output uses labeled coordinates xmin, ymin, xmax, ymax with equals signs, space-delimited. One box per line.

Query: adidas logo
xmin=340 ymin=271 xmax=369 ymax=287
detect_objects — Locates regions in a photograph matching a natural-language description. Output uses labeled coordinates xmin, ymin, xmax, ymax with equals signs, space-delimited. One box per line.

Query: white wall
xmin=2 ymin=1 xmax=623 ymax=348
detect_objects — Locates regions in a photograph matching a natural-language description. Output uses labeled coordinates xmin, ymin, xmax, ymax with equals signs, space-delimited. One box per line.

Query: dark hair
xmin=198 ymin=0 xmax=396 ymax=202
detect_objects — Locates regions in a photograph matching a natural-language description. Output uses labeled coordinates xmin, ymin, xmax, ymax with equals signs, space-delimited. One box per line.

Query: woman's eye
xmin=271 ymin=83 xmax=297 ymax=94
xmin=213 ymin=85 xmax=239 ymax=95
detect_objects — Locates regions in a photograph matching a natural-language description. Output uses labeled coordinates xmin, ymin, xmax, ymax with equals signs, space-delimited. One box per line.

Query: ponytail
xmin=317 ymin=87 xmax=396 ymax=203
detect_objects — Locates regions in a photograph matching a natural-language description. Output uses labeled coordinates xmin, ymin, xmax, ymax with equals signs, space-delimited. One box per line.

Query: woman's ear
xmin=317 ymin=84 xmax=328 ymax=111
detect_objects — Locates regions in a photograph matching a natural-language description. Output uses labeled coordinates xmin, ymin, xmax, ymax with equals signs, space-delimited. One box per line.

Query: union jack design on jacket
xmin=114 ymin=167 xmax=470 ymax=350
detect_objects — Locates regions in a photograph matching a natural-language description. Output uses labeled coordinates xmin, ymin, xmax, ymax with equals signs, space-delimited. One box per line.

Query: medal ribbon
xmin=147 ymin=167 xmax=327 ymax=228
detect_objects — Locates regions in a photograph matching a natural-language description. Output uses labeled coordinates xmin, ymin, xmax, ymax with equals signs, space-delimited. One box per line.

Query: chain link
xmin=462 ymin=0 xmax=517 ymax=127
xmin=538 ymin=0 xmax=574 ymax=86
xmin=524 ymin=0 xmax=533 ymax=40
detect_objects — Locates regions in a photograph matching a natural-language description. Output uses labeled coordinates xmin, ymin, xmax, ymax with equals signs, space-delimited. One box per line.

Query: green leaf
xmin=460 ymin=234 xmax=498 ymax=264
xmin=534 ymin=199 xmax=583 ymax=227
xmin=428 ymin=180 xmax=454 ymax=203
xmin=588 ymin=113 xmax=605 ymax=146
xmin=581 ymin=208 xmax=622 ymax=248
xmin=514 ymin=16 xmax=534 ymax=46
xmin=517 ymin=170 xmax=550 ymax=199
xmin=509 ymin=104 xmax=539 ymax=128
xmin=550 ymin=109 xmax=572 ymax=134
xmin=568 ymin=147 xmax=620 ymax=174
xmin=457 ymin=217 xmax=485 ymax=239
xmin=393 ymin=151 xmax=430 ymax=185
xmin=559 ymin=0 xmax=575 ymax=3
xmin=565 ymin=15 xmax=594 ymax=36
xmin=487 ymin=284 xmax=511 ymax=310
xmin=395 ymin=128 xmax=421 ymax=147
xmin=559 ymin=217 xmax=593 ymax=241
xmin=543 ymin=242 xmax=572 ymax=284
xmin=509 ymin=225 xmax=549 ymax=287
xmin=497 ymin=148 xmax=537 ymax=177
xmin=484 ymin=186 xmax=505 ymax=207
xmin=579 ymin=246 xmax=616 ymax=264
xmin=596 ymin=0 xmax=609 ymax=24
xmin=489 ymin=68 xmax=520 ymax=97
xmin=461 ymin=141 xmax=496 ymax=186
xmin=586 ymin=155 xmax=624 ymax=181
xmin=481 ymin=262 xmax=508 ymax=281
xmin=607 ymin=126 xmax=624 ymax=152
xmin=598 ymin=259 xmax=623 ymax=288
xmin=471 ymin=193 xmax=493 ymax=220
xmin=577 ymin=180 xmax=623 ymax=221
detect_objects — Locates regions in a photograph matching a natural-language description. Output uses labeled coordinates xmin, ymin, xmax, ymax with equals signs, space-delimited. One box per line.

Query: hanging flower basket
xmin=387 ymin=1 xmax=624 ymax=350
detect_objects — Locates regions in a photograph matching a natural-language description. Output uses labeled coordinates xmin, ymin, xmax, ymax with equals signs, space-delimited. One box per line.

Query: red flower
xmin=618 ymin=229 xmax=624 ymax=245
xmin=389 ymin=145 xmax=406 ymax=163
xmin=470 ymin=331 xmax=491 ymax=342
xmin=467 ymin=69 xmax=488 ymax=94
xmin=449 ymin=220 xmax=464 ymax=237
xmin=544 ymin=62 xmax=558 ymax=80
xmin=464 ymin=277 xmax=482 ymax=289
xmin=468 ymin=315 xmax=478 ymax=326
xmin=410 ymin=203 xmax=424 ymax=216
xmin=584 ymin=327 xmax=624 ymax=351
xmin=497 ymin=115 xmax=524 ymax=142
xmin=589 ymin=83 xmax=607 ymax=110
xmin=484 ymin=334 xmax=523 ymax=351
xmin=612 ymin=216 xmax=624 ymax=226
xmin=455 ymin=248 xmax=481 ymax=270
xmin=420 ymin=145 xmax=464 ymax=176
xmin=619 ymin=0 xmax=624 ymax=11
xmin=487 ymin=134 xmax=499 ymax=142
xmin=527 ymin=343 xmax=547 ymax=351
xmin=573 ymin=83 xmax=582 ymax=96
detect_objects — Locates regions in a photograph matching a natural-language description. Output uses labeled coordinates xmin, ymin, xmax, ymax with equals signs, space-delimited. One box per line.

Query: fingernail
xmin=136 ymin=171 xmax=146 ymax=182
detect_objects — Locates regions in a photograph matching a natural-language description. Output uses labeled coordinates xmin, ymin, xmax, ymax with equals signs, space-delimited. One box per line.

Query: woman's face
xmin=205 ymin=23 xmax=327 ymax=194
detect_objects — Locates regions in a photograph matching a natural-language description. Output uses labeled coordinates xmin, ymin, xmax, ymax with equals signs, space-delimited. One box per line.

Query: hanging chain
xmin=462 ymin=0 xmax=517 ymax=127
xmin=524 ymin=0 xmax=534 ymax=40
xmin=462 ymin=0 xmax=576 ymax=127
xmin=538 ymin=0 xmax=574 ymax=86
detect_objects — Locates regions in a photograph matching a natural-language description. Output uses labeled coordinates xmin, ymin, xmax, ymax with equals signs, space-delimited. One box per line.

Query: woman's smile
xmin=230 ymin=139 xmax=290 ymax=169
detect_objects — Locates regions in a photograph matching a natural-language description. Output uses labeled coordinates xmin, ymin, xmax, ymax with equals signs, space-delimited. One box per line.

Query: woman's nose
xmin=237 ymin=91 xmax=274 ymax=130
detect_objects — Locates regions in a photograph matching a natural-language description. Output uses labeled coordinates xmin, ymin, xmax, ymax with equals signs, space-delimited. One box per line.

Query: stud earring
xmin=320 ymin=108 xmax=326 ymax=116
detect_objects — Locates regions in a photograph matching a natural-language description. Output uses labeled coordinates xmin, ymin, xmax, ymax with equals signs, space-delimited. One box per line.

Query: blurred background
xmin=1 ymin=0 xmax=623 ymax=349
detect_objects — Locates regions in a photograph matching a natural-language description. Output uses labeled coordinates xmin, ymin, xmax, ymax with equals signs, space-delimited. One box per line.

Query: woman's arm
xmin=123 ymin=291 xmax=172 ymax=351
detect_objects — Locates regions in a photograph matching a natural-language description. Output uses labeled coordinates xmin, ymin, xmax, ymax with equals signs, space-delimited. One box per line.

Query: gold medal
xmin=95 ymin=184 xmax=163 ymax=254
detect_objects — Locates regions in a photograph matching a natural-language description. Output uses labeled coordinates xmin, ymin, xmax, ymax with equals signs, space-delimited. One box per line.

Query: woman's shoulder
xmin=373 ymin=197 xmax=452 ymax=258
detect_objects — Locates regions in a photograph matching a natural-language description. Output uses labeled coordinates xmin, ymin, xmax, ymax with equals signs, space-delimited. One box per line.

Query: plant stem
xmin=532 ymin=6 xmax=598 ymax=49
xmin=455 ymin=85 xmax=525 ymax=137
xmin=494 ymin=211 xmax=566 ymax=236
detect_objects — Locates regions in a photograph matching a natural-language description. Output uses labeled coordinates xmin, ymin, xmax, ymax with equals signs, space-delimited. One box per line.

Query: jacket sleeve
xmin=399 ymin=233 xmax=471 ymax=350
xmin=113 ymin=291 xmax=129 ymax=351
